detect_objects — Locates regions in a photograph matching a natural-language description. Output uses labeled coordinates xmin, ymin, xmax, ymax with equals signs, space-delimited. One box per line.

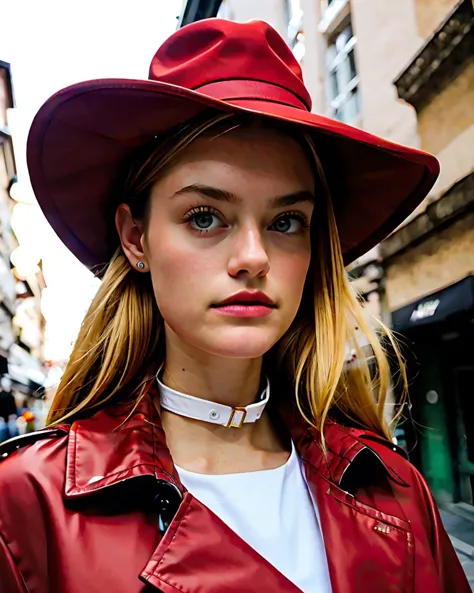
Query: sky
xmin=1 ymin=0 xmax=183 ymax=361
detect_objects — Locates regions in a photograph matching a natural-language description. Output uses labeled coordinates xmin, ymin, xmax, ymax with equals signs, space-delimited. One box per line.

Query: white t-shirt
xmin=176 ymin=442 xmax=332 ymax=593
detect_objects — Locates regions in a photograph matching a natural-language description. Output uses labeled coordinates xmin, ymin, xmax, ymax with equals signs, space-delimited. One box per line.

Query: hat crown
xmin=148 ymin=19 xmax=312 ymax=111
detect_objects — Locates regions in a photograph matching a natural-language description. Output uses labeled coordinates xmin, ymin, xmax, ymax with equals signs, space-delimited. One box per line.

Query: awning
xmin=391 ymin=275 xmax=474 ymax=332
xmin=7 ymin=366 xmax=45 ymax=397
xmin=8 ymin=378 xmax=40 ymax=396
xmin=6 ymin=343 xmax=46 ymax=397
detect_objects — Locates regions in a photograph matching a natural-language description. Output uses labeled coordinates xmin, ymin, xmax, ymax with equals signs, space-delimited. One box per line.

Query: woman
xmin=0 ymin=18 xmax=469 ymax=593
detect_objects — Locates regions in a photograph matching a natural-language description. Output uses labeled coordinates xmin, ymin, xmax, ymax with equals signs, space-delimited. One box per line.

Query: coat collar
xmin=63 ymin=381 xmax=181 ymax=499
xmin=62 ymin=380 xmax=408 ymax=501
xmin=281 ymin=402 xmax=409 ymax=489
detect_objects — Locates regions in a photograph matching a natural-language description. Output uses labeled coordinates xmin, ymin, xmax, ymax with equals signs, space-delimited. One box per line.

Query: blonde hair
xmin=47 ymin=111 xmax=407 ymax=441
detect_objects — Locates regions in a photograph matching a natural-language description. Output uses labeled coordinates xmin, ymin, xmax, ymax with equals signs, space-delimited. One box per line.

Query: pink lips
xmin=211 ymin=291 xmax=277 ymax=318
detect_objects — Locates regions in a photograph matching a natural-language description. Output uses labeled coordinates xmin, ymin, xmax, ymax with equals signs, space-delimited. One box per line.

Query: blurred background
xmin=0 ymin=0 xmax=473 ymax=576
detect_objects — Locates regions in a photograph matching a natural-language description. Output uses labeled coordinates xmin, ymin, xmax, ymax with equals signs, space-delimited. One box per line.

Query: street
xmin=441 ymin=505 xmax=474 ymax=590
xmin=455 ymin=550 xmax=474 ymax=591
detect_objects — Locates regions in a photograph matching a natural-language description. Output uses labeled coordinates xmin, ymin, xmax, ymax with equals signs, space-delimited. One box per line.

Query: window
xmin=326 ymin=22 xmax=360 ymax=123
xmin=319 ymin=0 xmax=350 ymax=38
xmin=285 ymin=0 xmax=303 ymax=27
xmin=285 ymin=0 xmax=305 ymax=62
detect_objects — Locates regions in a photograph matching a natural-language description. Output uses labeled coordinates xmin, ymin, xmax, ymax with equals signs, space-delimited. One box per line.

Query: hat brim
xmin=27 ymin=78 xmax=439 ymax=271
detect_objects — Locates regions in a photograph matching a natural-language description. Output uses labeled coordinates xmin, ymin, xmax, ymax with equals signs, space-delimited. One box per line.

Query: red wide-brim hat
xmin=27 ymin=18 xmax=439 ymax=271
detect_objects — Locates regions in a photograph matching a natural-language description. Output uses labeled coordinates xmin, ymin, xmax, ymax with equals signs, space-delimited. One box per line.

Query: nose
xmin=227 ymin=223 xmax=270 ymax=279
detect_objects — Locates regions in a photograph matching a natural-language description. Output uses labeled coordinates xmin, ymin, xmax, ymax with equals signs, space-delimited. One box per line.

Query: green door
xmin=411 ymin=335 xmax=456 ymax=503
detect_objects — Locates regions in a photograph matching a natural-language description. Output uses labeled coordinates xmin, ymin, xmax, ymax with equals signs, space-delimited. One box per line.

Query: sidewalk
xmin=440 ymin=503 xmax=474 ymax=591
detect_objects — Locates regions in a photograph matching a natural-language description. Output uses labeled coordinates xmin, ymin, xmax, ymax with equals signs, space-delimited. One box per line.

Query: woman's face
xmin=143 ymin=126 xmax=315 ymax=359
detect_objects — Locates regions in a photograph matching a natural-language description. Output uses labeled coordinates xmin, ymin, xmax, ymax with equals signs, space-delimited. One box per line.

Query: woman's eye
xmin=193 ymin=212 xmax=217 ymax=230
xmin=271 ymin=214 xmax=307 ymax=234
xmin=184 ymin=208 xmax=307 ymax=234
xmin=185 ymin=208 xmax=223 ymax=232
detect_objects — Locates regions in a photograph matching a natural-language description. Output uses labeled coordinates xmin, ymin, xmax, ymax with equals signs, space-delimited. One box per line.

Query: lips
xmin=212 ymin=291 xmax=276 ymax=308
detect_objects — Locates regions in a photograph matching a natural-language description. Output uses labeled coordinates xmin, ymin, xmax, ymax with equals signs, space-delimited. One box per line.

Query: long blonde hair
xmin=47 ymin=111 xmax=407 ymax=440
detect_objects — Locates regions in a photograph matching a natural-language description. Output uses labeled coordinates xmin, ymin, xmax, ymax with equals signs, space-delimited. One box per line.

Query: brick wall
xmin=385 ymin=213 xmax=474 ymax=310
xmin=418 ymin=59 xmax=474 ymax=156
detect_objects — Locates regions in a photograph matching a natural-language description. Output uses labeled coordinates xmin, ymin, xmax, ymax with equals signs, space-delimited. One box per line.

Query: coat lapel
xmin=62 ymin=386 xmax=303 ymax=592
xmin=62 ymin=385 xmax=416 ymax=593
xmin=303 ymin=461 xmax=414 ymax=593
xmin=140 ymin=493 xmax=303 ymax=593
xmin=287 ymin=408 xmax=415 ymax=593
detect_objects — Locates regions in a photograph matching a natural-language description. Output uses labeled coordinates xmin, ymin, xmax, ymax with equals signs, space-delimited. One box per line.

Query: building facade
xmin=0 ymin=61 xmax=17 ymax=374
xmin=382 ymin=0 xmax=474 ymax=505
xmin=193 ymin=0 xmax=474 ymax=504
xmin=0 ymin=61 xmax=46 ymax=412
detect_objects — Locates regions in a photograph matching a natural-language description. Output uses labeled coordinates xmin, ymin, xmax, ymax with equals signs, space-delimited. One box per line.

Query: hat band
xmin=194 ymin=79 xmax=310 ymax=112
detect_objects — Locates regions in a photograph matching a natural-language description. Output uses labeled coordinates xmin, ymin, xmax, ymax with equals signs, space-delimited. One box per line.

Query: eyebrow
xmin=173 ymin=184 xmax=315 ymax=208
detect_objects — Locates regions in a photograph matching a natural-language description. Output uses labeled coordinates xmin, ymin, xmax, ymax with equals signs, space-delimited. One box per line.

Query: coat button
xmin=154 ymin=480 xmax=183 ymax=536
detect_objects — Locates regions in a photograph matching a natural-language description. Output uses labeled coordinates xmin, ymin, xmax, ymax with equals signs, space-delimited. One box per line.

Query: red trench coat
xmin=0 ymin=383 xmax=470 ymax=593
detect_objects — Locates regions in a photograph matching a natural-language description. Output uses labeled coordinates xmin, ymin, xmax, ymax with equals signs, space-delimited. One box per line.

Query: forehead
xmin=153 ymin=125 xmax=315 ymax=197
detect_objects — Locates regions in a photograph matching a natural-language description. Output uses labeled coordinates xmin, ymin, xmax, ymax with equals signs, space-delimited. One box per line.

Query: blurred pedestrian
xmin=0 ymin=18 xmax=469 ymax=593
xmin=0 ymin=383 xmax=16 ymax=425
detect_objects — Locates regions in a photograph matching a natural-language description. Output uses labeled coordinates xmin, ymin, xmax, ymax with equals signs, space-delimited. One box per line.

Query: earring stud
xmin=136 ymin=261 xmax=145 ymax=270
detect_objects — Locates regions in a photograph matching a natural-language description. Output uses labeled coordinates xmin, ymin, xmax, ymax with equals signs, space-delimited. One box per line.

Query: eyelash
xmin=276 ymin=210 xmax=310 ymax=230
xmin=182 ymin=205 xmax=310 ymax=233
xmin=183 ymin=205 xmax=219 ymax=220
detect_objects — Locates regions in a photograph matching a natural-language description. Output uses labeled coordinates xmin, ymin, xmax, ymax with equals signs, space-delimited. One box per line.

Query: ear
xmin=115 ymin=204 xmax=147 ymax=270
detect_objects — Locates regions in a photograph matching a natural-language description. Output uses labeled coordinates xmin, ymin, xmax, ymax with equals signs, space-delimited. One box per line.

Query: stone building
xmin=181 ymin=0 xmax=474 ymax=504
xmin=0 ymin=61 xmax=17 ymax=375
xmin=0 ymin=61 xmax=46 ymax=407
xmin=381 ymin=0 xmax=474 ymax=505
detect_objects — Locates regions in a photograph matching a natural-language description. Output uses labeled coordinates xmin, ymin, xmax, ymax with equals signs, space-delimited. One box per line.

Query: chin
xmin=203 ymin=327 xmax=281 ymax=359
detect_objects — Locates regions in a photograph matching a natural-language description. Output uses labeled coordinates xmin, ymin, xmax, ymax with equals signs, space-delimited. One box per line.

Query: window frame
xmin=284 ymin=0 xmax=305 ymax=61
xmin=326 ymin=25 xmax=361 ymax=123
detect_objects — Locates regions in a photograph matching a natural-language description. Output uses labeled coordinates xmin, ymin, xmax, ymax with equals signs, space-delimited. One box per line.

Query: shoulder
xmin=0 ymin=428 xmax=70 ymax=513
xmin=325 ymin=422 xmax=434 ymax=497
xmin=0 ymin=427 xmax=68 ymax=461
xmin=323 ymin=421 xmax=408 ymax=471
xmin=356 ymin=429 xmax=424 ymax=489
xmin=354 ymin=429 xmax=412 ymax=477
xmin=0 ymin=428 xmax=71 ymax=587
xmin=334 ymin=425 xmax=438 ymax=523
xmin=0 ymin=427 xmax=69 ymax=465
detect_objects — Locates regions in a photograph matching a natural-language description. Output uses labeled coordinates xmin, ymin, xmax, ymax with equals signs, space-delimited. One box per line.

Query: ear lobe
xmin=115 ymin=204 xmax=147 ymax=267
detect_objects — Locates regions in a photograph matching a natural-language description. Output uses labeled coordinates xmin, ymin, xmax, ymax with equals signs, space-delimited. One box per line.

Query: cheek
xmin=146 ymin=227 xmax=217 ymax=308
xmin=275 ymin=251 xmax=311 ymax=297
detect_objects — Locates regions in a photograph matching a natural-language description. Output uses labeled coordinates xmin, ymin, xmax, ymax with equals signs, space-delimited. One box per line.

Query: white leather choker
xmin=157 ymin=377 xmax=270 ymax=429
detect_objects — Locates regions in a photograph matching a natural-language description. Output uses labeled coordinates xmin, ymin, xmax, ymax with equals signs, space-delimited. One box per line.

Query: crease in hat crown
xmin=148 ymin=19 xmax=312 ymax=111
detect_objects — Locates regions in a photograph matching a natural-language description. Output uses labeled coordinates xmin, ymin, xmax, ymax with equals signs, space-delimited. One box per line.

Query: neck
xmin=162 ymin=345 xmax=263 ymax=410
xmin=158 ymin=338 xmax=288 ymax=474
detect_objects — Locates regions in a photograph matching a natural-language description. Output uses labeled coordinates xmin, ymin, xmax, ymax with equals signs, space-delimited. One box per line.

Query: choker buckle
xmin=226 ymin=407 xmax=247 ymax=428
